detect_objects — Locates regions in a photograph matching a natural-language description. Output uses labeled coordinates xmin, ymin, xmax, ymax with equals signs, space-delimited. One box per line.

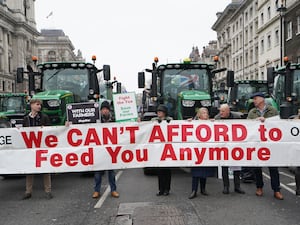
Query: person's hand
xmin=187 ymin=118 xmax=193 ymax=122
xmin=257 ymin=117 xmax=265 ymax=122
xmin=65 ymin=121 xmax=71 ymax=127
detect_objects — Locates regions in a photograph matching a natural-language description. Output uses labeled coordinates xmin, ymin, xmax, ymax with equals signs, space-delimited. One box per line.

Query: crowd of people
xmin=19 ymin=92 xmax=299 ymax=201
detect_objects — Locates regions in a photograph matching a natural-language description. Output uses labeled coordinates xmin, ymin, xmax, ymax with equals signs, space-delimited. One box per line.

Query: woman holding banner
xmin=188 ymin=107 xmax=215 ymax=199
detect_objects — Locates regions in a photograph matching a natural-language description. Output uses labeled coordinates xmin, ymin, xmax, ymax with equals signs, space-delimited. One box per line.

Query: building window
xmin=297 ymin=16 xmax=300 ymax=35
xmin=267 ymin=34 xmax=271 ymax=50
xmin=250 ymin=7 xmax=253 ymax=19
xmin=267 ymin=6 xmax=271 ymax=20
xmin=287 ymin=21 xmax=292 ymax=40
xmin=245 ymin=12 xmax=248 ymax=23
xmin=275 ymin=28 xmax=279 ymax=46
xmin=7 ymin=33 xmax=11 ymax=45
xmin=245 ymin=28 xmax=248 ymax=43
xmin=261 ymin=12 xmax=264 ymax=26
xmin=260 ymin=39 xmax=264 ymax=54
xmin=2 ymin=80 xmax=5 ymax=92
xmin=48 ymin=51 xmax=56 ymax=61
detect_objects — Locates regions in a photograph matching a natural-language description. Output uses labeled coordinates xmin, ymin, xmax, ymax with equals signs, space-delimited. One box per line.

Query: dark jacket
xmin=23 ymin=112 xmax=51 ymax=127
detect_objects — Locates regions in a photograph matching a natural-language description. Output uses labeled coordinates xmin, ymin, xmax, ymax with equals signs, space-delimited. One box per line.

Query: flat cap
xmin=250 ymin=92 xmax=265 ymax=99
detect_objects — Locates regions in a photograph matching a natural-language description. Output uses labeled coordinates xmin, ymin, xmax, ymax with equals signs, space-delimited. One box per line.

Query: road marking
xmin=263 ymin=172 xmax=296 ymax=195
xmin=94 ymin=170 xmax=123 ymax=209
xmin=279 ymin=171 xmax=295 ymax=179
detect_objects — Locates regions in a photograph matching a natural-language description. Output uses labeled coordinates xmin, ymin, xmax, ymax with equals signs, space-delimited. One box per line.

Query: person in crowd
xmin=189 ymin=107 xmax=215 ymax=199
xmin=151 ymin=104 xmax=173 ymax=196
xmin=92 ymin=101 xmax=119 ymax=199
xmin=214 ymin=104 xmax=245 ymax=195
xmin=22 ymin=99 xmax=53 ymax=200
xmin=247 ymin=92 xmax=283 ymax=200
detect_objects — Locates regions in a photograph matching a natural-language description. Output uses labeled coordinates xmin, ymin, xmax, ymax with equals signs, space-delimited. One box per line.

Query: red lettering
xmin=103 ymin=127 xmax=117 ymax=144
xmin=51 ymin=153 xmax=63 ymax=167
xmin=45 ymin=135 xmax=58 ymax=148
xmin=81 ymin=148 xmax=94 ymax=165
xmin=195 ymin=125 xmax=211 ymax=141
xmin=269 ymin=128 xmax=282 ymax=141
xmin=106 ymin=146 xmax=122 ymax=163
xmin=22 ymin=131 xmax=43 ymax=148
xmin=232 ymin=124 xmax=247 ymax=141
xmin=66 ymin=153 xmax=78 ymax=166
xmin=67 ymin=128 xmax=82 ymax=146
xmin=258 ymin=147 xmax=270 ymax=160
xmin=231 ymin=147 xmax=244 ymax=160
xmin=126 ymin=126 xmax=139 ymax=144
xmin=36 ymin=150 xmax=48 ymax=167
xmin=258 ymin=125 xmax=268 ymax=141
xmin=136 ymin=149 xmax=148 ymax=162
xmin=148 ymin=125 xmax=166 ymax=142
xmin=182 ymin=124 xmax=193 ymax=142
xmin=214 ymin=125 xmax=229 ymax=141
xmin=161 ymin=144 xmax=177 ymax=160
xmin=167 ymin=125 xmax=179 ymax=142
xmin=246 ymin=147 xmax=256 ymax=160
xmin=122 ymin=150 xmax=134 ymax=163
xmin=84 ymin=128 xmax=101 ymax=146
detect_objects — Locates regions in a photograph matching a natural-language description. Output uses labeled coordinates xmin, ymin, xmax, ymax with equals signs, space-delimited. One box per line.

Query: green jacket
xmin=247 ymin=104 xmax=278 ymax=119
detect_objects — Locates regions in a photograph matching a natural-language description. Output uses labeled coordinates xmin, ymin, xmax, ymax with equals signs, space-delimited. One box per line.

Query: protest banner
xmin=0 ymin=119 xmax=300 ymax=174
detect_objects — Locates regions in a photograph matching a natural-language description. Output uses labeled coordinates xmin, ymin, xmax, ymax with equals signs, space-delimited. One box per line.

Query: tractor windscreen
xmin=43 ymin=68 xmax=89 ymax=101
xmin=162 ymin=69 xmax=210 ymax=100
xmin=293 ymin=69 xmax=300 ymax=98
xmin=0 ymin=96 xmax=25 ymax=113
xmin=236 ymin=83 xmax=268 ymax=100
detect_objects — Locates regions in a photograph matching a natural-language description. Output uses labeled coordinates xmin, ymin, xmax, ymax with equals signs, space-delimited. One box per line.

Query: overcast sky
xmin=35 ymin=0 xmax=231 ymax=93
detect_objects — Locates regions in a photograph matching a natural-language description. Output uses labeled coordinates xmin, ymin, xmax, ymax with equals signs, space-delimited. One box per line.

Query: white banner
xmin=1 ymin=119 xmax=300 ymax=174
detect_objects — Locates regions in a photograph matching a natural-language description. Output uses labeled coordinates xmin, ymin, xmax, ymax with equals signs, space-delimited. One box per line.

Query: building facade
xmin=37 ymin=29 xmax=84 ymax=63
xmin=0 ymin=0 xmax=38 ymax=93
xmin=211 ymin=0 xmax=299 ymax=83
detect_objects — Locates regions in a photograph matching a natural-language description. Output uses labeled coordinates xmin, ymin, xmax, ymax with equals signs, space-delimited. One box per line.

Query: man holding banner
xmin=92 ymin=101 xmax=119 ymax=199
xmin=247 ymin=92 xmax=283 ymax=200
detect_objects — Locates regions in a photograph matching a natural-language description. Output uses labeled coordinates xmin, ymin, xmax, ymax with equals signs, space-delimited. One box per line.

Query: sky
xmin=35 ymin=0 xmax=231 ymax=93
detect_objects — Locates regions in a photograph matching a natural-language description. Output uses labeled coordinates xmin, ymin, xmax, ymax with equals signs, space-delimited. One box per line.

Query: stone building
xmin=37 ymin=29 xmax=84 ymax=63
xmin=0 ymin=0 xmax=38 ymax=93
xmin=211 ymin=0 xmax=299 ymax=83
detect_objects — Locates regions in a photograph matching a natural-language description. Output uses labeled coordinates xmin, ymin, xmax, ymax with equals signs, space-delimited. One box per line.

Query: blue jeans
xmin=94 ymin=170 xmax=116 ymax=192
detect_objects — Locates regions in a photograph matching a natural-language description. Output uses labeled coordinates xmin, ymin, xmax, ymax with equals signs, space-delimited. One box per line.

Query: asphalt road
xmin=0 ymin=168 xmax=300 ymax=225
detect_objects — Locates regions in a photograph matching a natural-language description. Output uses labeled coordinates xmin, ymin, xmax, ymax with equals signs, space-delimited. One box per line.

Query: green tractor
xmin=227 ymin=73 xmax=278 ymax=118
xmin=138 ymin=58 xmax=231 ymax=120
xmin=0 ymin=93 xmax=29 ymax=128
xmin=267 ymin=62 xmax=300 ymax=119
xmin=17 ymin=59 xmax=111 ymax=125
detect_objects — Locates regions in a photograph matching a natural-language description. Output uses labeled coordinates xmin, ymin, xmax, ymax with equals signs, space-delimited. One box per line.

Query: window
xmin=48 ymin=51 xmax=56 ymax=61
xmin=245 ymin=28 xmax=248 ymax=43
xmin=260 ymin=39 xmax=264 ymax=54
xmin=245 ymin=12 xmax=248 ymax=23
xmin=275 ymin=29 xmax=279 ymax=45
xmin=250 ymin=7 xmax=253 ymax=19
xmin=297 ymin=16 xmax=300 ymax=35
xmin=287 ymin=21 xmax=292 ymax=40
xmin=267 ymin=34 xmax=271 ymax=49
xmin=261 ymin=12 xmax=264 ymax=26
xmin=267 ymin=6 xmax=271 ymax=20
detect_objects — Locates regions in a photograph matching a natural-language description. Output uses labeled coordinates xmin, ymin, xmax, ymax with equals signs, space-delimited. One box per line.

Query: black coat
xmin=23 ymin=112 xmax=51 ymax=127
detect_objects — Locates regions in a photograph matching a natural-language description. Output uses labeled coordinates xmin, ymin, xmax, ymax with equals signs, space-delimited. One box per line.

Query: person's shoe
xmin=111 ymin=191 xmax=119 ymax=198
xmin=256 ymin=188 xmax=263 ymax=196
xmin=222 ymin=186 xmax=229 ymax=194
xmin=92 ymin=191 xmax=100 ymax=199
xmin=274 ymin=191 xmax=284 ymax=200
xmin=22 ymin=193 xmax=32 ymax=200
xmin=189 ymin=191 xmax=197 ymax=199
xmin=156 ymin=191 xmax=163 ymax=196
xmin=45 ymin=192 xmax=53 ymax=199
xmin=201 ymin=190 xmax=208 ymax=196
xmin=234 ymin=187 xmax=245 ymax=194
xmin=163 ymin=191 xmax=169 ymax=196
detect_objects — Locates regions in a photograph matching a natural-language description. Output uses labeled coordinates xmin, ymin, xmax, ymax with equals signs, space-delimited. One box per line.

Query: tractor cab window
xmin=0 ymin=96 xmax=24 ymax=112
xmin=43 ymin=68 xmax=89 ymax=101
xmin=162 ymin=69 xmax=210 ymax=100
xmin=293 ymin=70 xmax=300 ymax=99
xmin=236 ymin=83 xmax=268 ymax=100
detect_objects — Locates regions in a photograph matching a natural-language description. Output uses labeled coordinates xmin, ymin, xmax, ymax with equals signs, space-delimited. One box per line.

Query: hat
xmin=250 ymin=92 xmax=265 ymax=99
xmin=157 ymin=104 xmax=167 ymax=114
xmin=100 ymin=101 xmax=110 ymax=110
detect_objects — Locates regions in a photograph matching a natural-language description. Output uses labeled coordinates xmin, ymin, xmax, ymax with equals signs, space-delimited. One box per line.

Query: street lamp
xmin=276 ymin=0 xmax=287 ymax=66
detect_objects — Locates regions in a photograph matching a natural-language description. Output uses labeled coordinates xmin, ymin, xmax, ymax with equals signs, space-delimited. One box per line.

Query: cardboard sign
xmin=66 ymin=102 xmax=100 ymax=124
xmin=113 ymin=92 xmax=138 ymax=122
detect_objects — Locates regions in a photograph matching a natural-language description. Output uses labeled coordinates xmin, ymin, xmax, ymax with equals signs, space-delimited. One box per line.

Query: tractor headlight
xmin=182 ymin=100 xmax=195 ymax=107
xmin=201 ymin=100 xmax=211 ymax=107
xmin=48 ymin=99 xmax=60 ymax=107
